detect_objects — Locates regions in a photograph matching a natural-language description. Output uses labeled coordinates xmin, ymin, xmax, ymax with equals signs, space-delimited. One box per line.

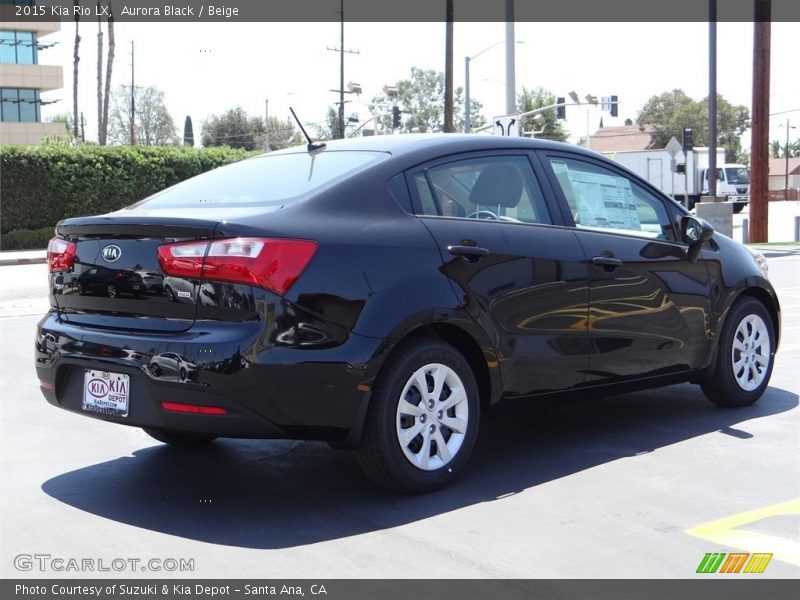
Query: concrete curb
xmin=0 ymin=251 xmax=47 ymax=267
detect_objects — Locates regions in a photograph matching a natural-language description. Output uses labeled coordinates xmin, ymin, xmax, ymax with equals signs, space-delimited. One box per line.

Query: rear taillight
xmin=47 ymin=237 xmax=76 ymax=272
xmin=158 ymin=237 xmax=318 ymax=296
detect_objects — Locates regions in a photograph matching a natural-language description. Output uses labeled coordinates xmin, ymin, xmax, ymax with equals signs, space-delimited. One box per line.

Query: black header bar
xmin=2 ymin=0 xmax=799 ymax=23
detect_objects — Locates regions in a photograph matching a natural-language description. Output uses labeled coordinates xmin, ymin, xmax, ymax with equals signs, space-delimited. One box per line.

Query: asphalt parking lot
xmin=1 ymin=252 xmax=798 ymax=579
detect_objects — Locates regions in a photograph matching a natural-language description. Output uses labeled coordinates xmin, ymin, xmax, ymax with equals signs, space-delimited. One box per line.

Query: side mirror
xmin=682 ymin=215 xmax=714 ymax=263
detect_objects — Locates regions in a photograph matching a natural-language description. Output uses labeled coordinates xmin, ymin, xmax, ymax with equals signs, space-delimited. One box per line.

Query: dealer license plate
xmin=83 ymin=370 xmax=130 ymax=417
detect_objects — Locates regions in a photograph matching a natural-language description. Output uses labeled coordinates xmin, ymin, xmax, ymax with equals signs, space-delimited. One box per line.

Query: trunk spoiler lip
xmin=56 ymin=216 xmax=219 ymax=239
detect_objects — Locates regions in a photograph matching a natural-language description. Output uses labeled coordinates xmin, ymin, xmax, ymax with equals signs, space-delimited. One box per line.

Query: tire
xmin=701 ymin=297 xmax=775 ymax=407
xmin=106 ymin=284 xmax=117 ymax=298
xmin=165 ymin=286 xmax=176 ymax=302
xmin=733 ymin=203 xmax=746 ymax=214
xmin=143 ymin=428 xmax=217 ymax=446
xmin=356 ymin=339 xmax=480 ymax=493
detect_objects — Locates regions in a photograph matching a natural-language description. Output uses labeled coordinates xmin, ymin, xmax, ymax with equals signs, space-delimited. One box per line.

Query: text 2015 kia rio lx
xmin=36 ymin=135 xmax=780 ymax=492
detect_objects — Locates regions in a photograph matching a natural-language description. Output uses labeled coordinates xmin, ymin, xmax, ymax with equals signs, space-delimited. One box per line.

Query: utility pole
xmin=750 ymin=0 xmax=771 ymax=243
xmin=129 ymin=40 xmax=136 ymax=145
xmin=326 ymin=0 xmax=358 ymax=140
xmin=338 ymin=0 xmax=344 ymax=139
xmin=708 ymin=0 xmax=718 ymax=197
xmin=443 ymin=0 xmax=454 ymax=133
xmin=80 ymin=111 xmax=85 ymax=142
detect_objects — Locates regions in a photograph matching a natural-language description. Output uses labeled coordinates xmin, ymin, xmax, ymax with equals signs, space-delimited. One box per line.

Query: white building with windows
xmin=0 ymin=12 xmax=63 ymax=145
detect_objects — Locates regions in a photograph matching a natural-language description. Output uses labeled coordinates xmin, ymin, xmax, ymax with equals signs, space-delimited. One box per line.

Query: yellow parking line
xmin=685 ymin=499 xmax=800 ymax=568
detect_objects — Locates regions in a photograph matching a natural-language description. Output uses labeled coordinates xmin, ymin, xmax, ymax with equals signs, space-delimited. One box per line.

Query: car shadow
xmin=41 ymin=383 xmax=797 ymax=549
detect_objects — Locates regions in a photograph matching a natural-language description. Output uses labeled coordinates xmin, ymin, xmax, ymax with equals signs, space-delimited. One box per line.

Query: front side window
xmin=548 ymin=156 xmax=675 ymax=241
xmin=412 ymin=155 xmax=551 ymax=225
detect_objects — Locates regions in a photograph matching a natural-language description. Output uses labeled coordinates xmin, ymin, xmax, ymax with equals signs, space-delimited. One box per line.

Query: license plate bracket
xmin=83 ymin=369 xmax=130 ymax=417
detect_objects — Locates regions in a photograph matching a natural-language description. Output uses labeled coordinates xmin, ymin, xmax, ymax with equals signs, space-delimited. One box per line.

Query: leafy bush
xmin=0 ymin=226 xmax=55 ymax=251
xmin=0 ymin=145 xmax=255 ymax=249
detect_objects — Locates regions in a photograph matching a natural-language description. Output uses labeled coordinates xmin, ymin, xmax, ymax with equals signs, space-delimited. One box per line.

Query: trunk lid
xmin=52 ymin=216 xmax=217 ymax=332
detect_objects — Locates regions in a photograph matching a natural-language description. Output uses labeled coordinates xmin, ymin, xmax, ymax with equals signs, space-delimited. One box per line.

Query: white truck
xmin=605 ymin=147 xmax=750 ymax=213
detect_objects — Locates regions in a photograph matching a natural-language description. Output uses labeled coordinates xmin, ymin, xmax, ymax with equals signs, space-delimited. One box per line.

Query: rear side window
xmin=411 ymin=156 xmax=551 ymax=225
xmin=132 ymin=151 xmax=386 ymax=209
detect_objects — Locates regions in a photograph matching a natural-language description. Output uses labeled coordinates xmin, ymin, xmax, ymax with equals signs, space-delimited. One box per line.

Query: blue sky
xmin=39 ymin=21 xmax=799 ymax=148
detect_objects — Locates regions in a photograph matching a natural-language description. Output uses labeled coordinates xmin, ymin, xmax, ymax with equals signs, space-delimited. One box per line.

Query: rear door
xmin=408 ymin=152 xmax=591 ymax=396
xmin=539 ymin=151 xmax=713 ymax=383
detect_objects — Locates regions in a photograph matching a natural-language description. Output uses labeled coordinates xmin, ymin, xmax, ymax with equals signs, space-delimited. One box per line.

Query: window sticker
xmin=565 ymin=168 xmax=641 ymax=231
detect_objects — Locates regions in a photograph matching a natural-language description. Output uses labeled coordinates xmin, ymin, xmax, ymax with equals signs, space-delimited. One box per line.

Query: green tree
xmin=516 ymin=86 xmax=568 ymax=141
xmin=368 ymin=67 xmax=484 ymax=133
xmin=311 ymin=107 xmax=337 ymax=141
xmin=266 ymin=115 xmax=303 ymax=150
xmin=183 ymin=115 xmax=194 ymax=147
xmin=41 ymin=114 xmax=79 ymax=146
xmin=770 ymin=137 xmax=800 ymax=158
xmin=108 ymin=85 xmax=179 ymax=146
xmin=637 ymin=89 xmax=749 ymax=162
xmin=313 ymin=107 xmax=362 ymax=141
xmin=50 ymin=113 xmax=76 ymax=136
xmin=201 ymin=106 xmax=265 ymax=150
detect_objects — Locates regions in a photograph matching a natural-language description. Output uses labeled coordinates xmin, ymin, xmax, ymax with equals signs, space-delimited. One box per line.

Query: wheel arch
xmin=699 ymin=284 xmax=781 ymax=385
xmin=403 ymin=322 xmax=500 ymax=417
xmin=337 ymin=318 xmax=503 ymax=449
xmin=732 ymin=285 xmax=781 ymax=350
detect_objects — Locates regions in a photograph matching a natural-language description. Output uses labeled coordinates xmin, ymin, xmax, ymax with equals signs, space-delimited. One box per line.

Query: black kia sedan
xmin=36 ymin=135 xmax=780 ymax=492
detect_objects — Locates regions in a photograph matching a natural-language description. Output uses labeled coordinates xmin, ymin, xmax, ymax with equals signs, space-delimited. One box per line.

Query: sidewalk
xmin=0 ymin=249 xmax=46 ymax=266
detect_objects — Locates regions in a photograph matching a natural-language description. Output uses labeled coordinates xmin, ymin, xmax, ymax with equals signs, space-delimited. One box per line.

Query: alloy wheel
xmin=730 ymin=313 xmax=771 ymax=392
xmin=395 ymin=363 xmax=469 ymax=471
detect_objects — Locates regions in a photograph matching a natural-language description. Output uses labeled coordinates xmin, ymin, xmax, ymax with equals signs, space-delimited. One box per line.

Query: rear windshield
xmin=133 ymin=150 xmax=385 ymax=208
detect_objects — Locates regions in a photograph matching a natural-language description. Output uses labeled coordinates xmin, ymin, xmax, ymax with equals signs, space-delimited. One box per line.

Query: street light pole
xmin=505 ymin=0 xmax=516 ymax=115
xmin=464 ymin=40 xmax=523 ymax=133
xmin=786 ymin=118 xmax=796 ymax=199
xmin=264 ymin=99 xmax=270 ymax=152
xmin=464 ymin=56 xmax=471 ymax=133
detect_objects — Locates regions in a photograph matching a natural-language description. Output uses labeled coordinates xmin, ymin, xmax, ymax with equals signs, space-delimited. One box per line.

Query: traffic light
xmin=682 ymin=127 xmax=694 ymax=152
xmin=556 ymin=97 xmax=566 ymax=120
xmin=610 ymin=95 xmax=618 ymax=117
xmin=392 ymin=106 xmax=401 ymax=129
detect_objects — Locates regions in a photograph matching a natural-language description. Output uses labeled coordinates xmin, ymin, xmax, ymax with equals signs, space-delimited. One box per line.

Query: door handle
xmin=447 ymin=245 xmax=489 ymax=262
xmin=591 ymin=255 xmax=623 ymax=268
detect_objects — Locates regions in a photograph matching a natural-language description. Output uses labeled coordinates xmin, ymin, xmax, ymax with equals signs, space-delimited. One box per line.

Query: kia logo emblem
xmin=102 ymin=245 xmax=122 ymax=262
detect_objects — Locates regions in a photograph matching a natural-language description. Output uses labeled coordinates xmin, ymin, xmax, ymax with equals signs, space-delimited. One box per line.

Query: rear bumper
xmin=35 ymin=308 xmax=387 ymax=442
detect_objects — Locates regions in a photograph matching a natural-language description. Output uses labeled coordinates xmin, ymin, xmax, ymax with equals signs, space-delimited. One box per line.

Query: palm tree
xmin=100 ymin=5 xmax=115 ymax=146
xmin=72 ymin=2 xmax=81 ymax=139
xmin=97 ymin=3 xmax=103 ymax=143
